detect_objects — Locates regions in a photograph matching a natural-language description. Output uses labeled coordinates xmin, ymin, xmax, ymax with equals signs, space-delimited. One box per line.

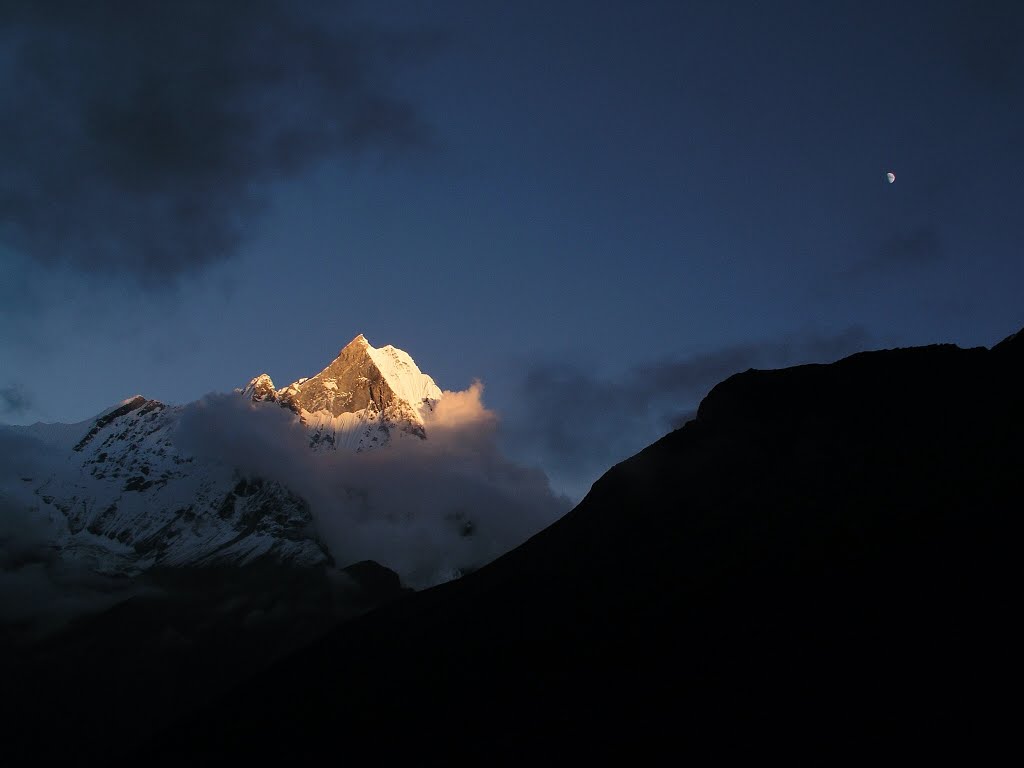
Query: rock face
xmin=243 ymin=334 xmax=442 ymax=450
xmin=160 ymin=327 xmax=1024 ymax=762
xmin=288 ymin=334 xmax=408 ymax=416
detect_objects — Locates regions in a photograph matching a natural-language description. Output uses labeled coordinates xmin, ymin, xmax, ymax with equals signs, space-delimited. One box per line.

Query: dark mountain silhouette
xmin=149 ymin=328 xmax=1023 ymax=762
xmin=0 ymin=560 xmax=410 ymax=760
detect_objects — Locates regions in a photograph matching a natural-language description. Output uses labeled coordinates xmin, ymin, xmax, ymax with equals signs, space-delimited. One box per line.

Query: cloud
xmin=0 ymin=1 xmax=432 ymax=282
xmin=0 ymin=385 xmax=32 ymax=417
xmin=175 ymin=383 xmax=570 ymax=588
xmin=504 ymin=328 xmax=872 ymax=499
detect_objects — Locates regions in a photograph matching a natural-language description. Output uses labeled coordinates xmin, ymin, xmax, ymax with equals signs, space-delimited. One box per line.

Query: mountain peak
xmin=243 ymin=374 xmax=277 ymax=402
xmin=239 ymin=334 xmax=444 ymax=451
xmin=287 ymin=335 xmax=440 ymax=419
xmin=341 ymin=333 xmax=370 ymax=354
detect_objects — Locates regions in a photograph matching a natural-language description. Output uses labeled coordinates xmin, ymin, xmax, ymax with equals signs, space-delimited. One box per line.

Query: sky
xmin=2 ymin=0 xmax=1023 ymax=498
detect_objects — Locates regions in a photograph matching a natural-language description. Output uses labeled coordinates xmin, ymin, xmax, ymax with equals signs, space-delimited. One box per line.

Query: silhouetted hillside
xmin=0 ymin=560 xmax=409 ymax=760
xmin=159 ymin=329 xmax=1024 ymax=762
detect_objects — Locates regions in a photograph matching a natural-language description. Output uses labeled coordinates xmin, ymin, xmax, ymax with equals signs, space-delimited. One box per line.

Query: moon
xmin=887 ymin=171 xmax=895 ymax=184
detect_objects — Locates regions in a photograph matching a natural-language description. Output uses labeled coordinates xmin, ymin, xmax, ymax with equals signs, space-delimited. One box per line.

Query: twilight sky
xmin=2 ymin=0 xmax=1022 ymax=498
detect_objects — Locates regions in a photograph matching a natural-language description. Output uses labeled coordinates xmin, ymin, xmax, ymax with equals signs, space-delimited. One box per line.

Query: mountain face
xmin=156 ymin=329 xmax=1023 ymax=762
xmin=242 ymin=333 xmax=442 ymax=451
xmin=8 ymin=334 xmax=442 ymax=576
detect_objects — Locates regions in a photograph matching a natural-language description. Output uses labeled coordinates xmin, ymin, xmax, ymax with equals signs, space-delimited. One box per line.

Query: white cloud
xmin=176 ymin=382 xmax=570 ymax=588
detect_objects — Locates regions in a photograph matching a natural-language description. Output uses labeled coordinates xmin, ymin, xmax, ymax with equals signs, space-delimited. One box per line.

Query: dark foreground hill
xmin=156 ymin=329 xmax=1023 ymax=762
xmin=0 ymin=559 xmax=409 ymax=760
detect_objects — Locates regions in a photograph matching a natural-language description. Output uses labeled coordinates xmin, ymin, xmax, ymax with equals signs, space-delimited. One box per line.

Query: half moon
xmin=887 ymin=172 xmax=895 ymax=184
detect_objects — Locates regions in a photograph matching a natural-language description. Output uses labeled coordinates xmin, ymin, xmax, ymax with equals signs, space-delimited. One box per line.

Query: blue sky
xmin=2 ymin=1 xmax=1022 ymax=497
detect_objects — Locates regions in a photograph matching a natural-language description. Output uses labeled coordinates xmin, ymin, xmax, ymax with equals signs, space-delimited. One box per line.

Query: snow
xmin=262 ymin=334 xmax=445 ymax=443
xmin=304 ymin=410 xmax=368 ymax=451
xmin=3 ymin=418 xmax=92 ymax=450
xmin=364 ymin=340 xmax=443 ymax=417
xmin=9 ymin=334 xmax=447 ymax=578
xmin=19 ymin=396 xmax=328 ymax=576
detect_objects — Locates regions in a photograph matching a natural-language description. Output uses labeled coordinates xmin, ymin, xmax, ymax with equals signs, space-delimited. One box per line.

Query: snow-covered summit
xmin=244 ymin=334 xmax=443 ymax=451
xmin=242 ymin=373 xmax=277 ymax=402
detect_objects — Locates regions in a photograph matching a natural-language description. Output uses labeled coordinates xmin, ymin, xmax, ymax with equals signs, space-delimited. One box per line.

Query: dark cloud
xmin=505 ymin=328 xmax=872 ymax=498
xmin=846 ymin=227 xmax=944 ymax=278
xmin=0 ymin=1 xmax=432 ymax=281
xmin=175 ymin=384 xmax=570 ymax=588
xmin=0 ymin=385 xmax=32 ymax=416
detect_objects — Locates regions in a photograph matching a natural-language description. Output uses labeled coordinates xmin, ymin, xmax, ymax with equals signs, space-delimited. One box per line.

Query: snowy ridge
xmin=364 ymin=340 xmax=444 ymax=415
xmin=2 ymin=417 xmax=94 ymax=451
xmin=28 ymin=396 xmax=326 ymax=576
xmin=12 ymin=334 xmax=446 ymax=576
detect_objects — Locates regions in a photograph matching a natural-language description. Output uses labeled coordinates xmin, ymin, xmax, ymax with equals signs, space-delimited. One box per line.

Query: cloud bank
xmin=176 ymin=382 xmax=570 ymax=588
xmin=0 ymin=1 xmax=430 ymax=281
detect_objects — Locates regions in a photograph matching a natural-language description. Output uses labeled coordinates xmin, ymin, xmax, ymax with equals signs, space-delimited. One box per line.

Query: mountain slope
xmin=8 ymin=334 xmax=443 ymax=576
xmin=162 ymin=329 xmax=1024 ymax=762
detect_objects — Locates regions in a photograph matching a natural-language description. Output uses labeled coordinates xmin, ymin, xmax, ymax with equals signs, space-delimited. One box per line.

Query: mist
xmin=176 ymin=382 xmax=571 ymax=588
